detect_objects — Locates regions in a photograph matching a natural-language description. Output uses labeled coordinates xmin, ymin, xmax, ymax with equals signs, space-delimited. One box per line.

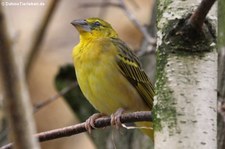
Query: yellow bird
xmin=71 ymin=18 xmax=154 ymax=139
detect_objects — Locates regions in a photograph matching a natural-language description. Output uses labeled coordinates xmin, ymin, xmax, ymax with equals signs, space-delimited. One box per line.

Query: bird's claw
xmin=85 ymin=113 xmax=106 ymax=133
xmin=110 ymin=108 xmax=125 ymax=129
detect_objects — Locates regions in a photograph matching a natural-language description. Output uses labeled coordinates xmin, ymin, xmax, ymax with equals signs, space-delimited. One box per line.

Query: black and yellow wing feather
xmin=110 ymin=38 xmax=154 ymax=110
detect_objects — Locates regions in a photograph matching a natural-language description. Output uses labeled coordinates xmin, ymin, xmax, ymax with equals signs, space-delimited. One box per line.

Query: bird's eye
xmin=93 ymin=21 xmax=101 ymax=27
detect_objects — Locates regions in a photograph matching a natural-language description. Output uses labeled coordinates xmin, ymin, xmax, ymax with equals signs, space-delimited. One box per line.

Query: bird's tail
xmin=135 ymin=121 xmax=154 ymax=141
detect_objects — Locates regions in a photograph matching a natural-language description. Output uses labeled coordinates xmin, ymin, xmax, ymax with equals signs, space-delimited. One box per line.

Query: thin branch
xmin=128 ymin=0 xmax=139 ymax=9
xmin=188 ymin=0 xmax=216 ymax=30
xmin=98 ymin=0 xmax=111 ymax=18
xmin=25 ymin=0 xmax=61 ymax=75
xmin=136 ymin=43 xmax=156 ymax=57
xmin=80 ymin=0 xmax=139 ymax=9
xmin=80 ymin=2 xmax=121 ymax=8
xmin=118 ymin=0 xmax=155 ymax=45
xmin=33 ymin=82 xmax=77 ymax=113
xmin=0 ymin=7 xmax=40 ymax=149
xmin=1 ymin=111 xmax=152 ymax=149
xmin=119 ymin=0 xmax=156 ymax=54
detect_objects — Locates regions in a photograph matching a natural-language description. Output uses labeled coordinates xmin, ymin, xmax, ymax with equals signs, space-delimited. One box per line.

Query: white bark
xmin=154 ymin=0 xmax=217 ymax=149
xmin=155 ymin=53 xmax=217 ymax=149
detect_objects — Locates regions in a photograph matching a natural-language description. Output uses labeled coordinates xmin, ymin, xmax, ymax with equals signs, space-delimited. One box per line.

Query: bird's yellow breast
xmin=72 ymin=38 xmax=148 ymax=114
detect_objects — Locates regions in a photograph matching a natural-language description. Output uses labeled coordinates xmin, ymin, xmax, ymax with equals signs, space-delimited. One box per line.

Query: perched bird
xmin=71 ymin=18 xmax=154 ymax=139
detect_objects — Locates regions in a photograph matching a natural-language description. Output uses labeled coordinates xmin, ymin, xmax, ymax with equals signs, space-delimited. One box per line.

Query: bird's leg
xmin=85 ymin=113 xmax=106 ymax=133
xmin=110 ymin=108 xmax=125 ymax=129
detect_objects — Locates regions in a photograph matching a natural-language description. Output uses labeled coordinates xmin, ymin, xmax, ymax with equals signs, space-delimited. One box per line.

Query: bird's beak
xmin=71 ymin=19 xmax=91 ymax=32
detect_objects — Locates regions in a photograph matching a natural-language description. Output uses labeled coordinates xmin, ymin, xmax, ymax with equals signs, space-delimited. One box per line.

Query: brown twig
xmin=80 ymin=2 xmax=121 ymax=8
xmin=128 ymin=0 xmax=139 ymax=9
xmin=33 ymin=82 xmax=77 ymax=113
xmin=98 ymin=0 xmax=111 ymax=18
xmin=0 ymin=7 xmax=40 ymax=149
xmin=135 ymin=1 xmax=157 ymax=57
xmin=135 ymin=45 xmax=155 ymax=57
xmin=25 ymin=0 xmax=61 ymax=75
xmin=188 ymin=0 xmax=216 ymax=30
xmin=0 ymin=111 xmax=152 ymax=149
xmin=118 ymin=0 xmax=155 ymax=45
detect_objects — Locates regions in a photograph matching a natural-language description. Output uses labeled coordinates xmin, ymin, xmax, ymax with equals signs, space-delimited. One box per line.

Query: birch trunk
xmin=154 ymin=0 xmax=217 ymax=149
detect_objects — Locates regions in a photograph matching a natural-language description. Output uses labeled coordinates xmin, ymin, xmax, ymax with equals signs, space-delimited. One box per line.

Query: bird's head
xmin=71 ymin=18 xmax=118 ymax=40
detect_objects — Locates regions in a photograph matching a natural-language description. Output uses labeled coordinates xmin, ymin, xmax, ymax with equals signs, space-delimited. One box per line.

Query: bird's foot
xmin=110 ymin=108 xmax=125 ymax=129
xmin=85 ymin=113 xmax=106 ymax=133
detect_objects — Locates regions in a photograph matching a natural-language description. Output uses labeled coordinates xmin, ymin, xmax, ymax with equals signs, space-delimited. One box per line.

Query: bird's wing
xmin=110 ymin=38 xmax=154 ymax=109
